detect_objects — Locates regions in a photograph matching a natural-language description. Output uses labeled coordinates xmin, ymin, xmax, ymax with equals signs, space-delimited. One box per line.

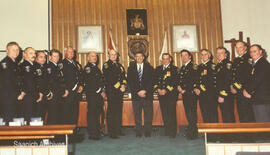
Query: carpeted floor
xmin=70 ymin=127 xmax=205 ymax=155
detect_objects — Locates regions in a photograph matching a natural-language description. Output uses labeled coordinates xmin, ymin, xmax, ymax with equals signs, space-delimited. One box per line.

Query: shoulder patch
xmin=1 ymin=62 xmax=7 ymax=69
xmin=211 ymin=64 xmax=216 ymax=70
xmin=248 ymin=58 xmax=253 ymax=65
xmin=47 ymin=68 xmax=52 ymax=74
xmin=36 ymin=69 xmax=42 ymax=76
xmin=104 ymin=63 xmax=108 ymax=69
xmin=58 ymin=63 xmax=63 ymax=70
xmin=193 ymin=64 xmax=198 ymax=70
xmin=85 ymin=67 xmax=91 ymax=73
xmin=25 ymin=66 xmax=30 ymax=72
xmin=226 ymin=63 xmax=232 ymax=70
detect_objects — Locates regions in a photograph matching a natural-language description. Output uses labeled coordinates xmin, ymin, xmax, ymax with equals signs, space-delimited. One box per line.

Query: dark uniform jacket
xmin=0 ymin=56 xmax=22 ymax=101
xmin=154 ymin=64 xmax=178 ymax=98
xmin=103 ymin=60 xmax=127 ymax=98
xmin=245 ymin=57 xmax=270 ymax=104
xmin=178 ymin=61 xmax=198 ymax=94
xmin=19 ymin=60 xmax=39 ymax=100
xmin=194 ymin=61 xmax=216 ymax=93
xmin=33 ymin=63 xmax=52 ymax=98
xmin=83 ymin=62 xmax=105 ymax=96
xmin=127 ymin=61 xmax=154 ymax=101
xmin=232 ymin=52 xmax=251 ymax=92
xmin=215 ymin=59 xmax=233 ymax=98
xmin=47 ymin=61 xmax=66 ymax=95
xmin=61 ymin=58 xmax=83 ymax=93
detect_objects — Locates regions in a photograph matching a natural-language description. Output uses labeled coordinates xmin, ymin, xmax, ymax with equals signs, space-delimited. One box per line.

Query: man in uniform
xmin=231 ymin=41 xmax=254 ymax=122
xmin=178 ymin=49 xmax=198 ymax=140
xmin=83 ymin=52 xmax=105 ymax=140
xmin=103 ymin=49 xmax=127 ymax=139
xmin=34 ymin=51 xmax=53 ymax=121
xmin=61 ymin=46 xmax=83 ymax=125
xmin=19 ymin=47 xmax=43 ymax=122
xmin=215 ymin=47 xmax=235 ymax=123
xmin=127 ymin=52 xmax=154 ymax=137
xmin=47 ymin=49 xmax=68 ymax=124
xmin=194 ymin=49 xmax=218 ymax=123
xmin=0 ymin=42 xmax=25 ymax=123
xmin=154 ymin=53 xmax=178 ymax=138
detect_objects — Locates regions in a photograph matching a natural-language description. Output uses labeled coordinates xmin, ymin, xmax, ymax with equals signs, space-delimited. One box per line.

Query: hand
xmin=47 ymin=92 xmax=53 ymax=100
xmin=181 ymin=90 xmax=186 ymax=94
xmin=77 ymin=86 xmax=83 ymax=93
xmin=218 ymin=96 xmax=224 ymax=103
xmin=177 ymin=86 xmax=183 ymax=92
xmin=230 ymin=85 xmax=237 ymax=94
xmin=101 ymin=91 xmax=106 ymax=98
xmin=194 ymin=88 xmax=200 ymax=96
xmin=17 ymin=92 xmax=25 ymax=100
xmin=138 ymin=90 xmax=146 ymax=98
xmin=243 ymin=89 xmax=251 ymax=99
xmin=36 ymin=93 xmax=43 ymax=103
xmin=120 ymin=85 xmax=126 ymax=92
xmin=62 ymin=90 xmax=69 ymax=98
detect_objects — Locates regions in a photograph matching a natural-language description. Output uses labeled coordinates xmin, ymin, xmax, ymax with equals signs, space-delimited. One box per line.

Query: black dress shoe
xmin=169 ymin=135 xmax=176 ymax=139
xmin=110 ymin=134 xmax=119 ymax=139
xmin=136 ymin=133 xmax=142 ymax=137
xmin=145 ymin=132 xmax=151 ymax=137
xmin=118 ymin=132 xmax=125 ymax=136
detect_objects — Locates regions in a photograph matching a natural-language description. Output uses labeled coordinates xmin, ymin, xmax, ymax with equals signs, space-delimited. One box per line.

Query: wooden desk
xmin=0 ymin=125 xmax=75 ymax=155
xmin=197 ymin=123 xmax=270 ymax=155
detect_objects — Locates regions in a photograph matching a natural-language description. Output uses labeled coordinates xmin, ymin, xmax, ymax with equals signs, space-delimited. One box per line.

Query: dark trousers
xmin=236 ymin=94 xmax=255 ymax=122
xmin=87 ymin=94 xmax=103 ymax=137
xmin=61 ymin=91 xmax=79 ymax=124
xmin=159 ymin=94 xmax=177 ymax=137
xmin=199 ymin=91 xmax=218 ymax=123
xmin=132 ymin=98 xmax=153 ymax=135
xmin=107 ymin=95 xmax=123 ymax=136
xmin=219 ymin=95 xmax=235 ymax=123
xmin=21 ymin=95 xmax=35 ymax=122
xmin=47 ymin=91 xmax=61 ymax=124
xmin=33 ymin=99 xmax=47 ymax=121
xmin=3 ymin=96 xmax=18 ymax=122
xmin=182 ymin=92 xmax=198 ymax=136
xmin=253 ymin=104 xmax=270 ymax=122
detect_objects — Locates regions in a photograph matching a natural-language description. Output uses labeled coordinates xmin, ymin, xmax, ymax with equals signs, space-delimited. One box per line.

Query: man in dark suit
xmin=243 ymin=44 xmax=270 ymax=122
xmin=127 ymin=52 xmax=154 ymax=137
xmin=0 ymin=42 xmax=25 ymax=123
xmin=61 ymin=46 xmax=83 ymax=125
xmin=83 ymin=52 xmax=105 ymax=140
xmin=19 ymin=47 xmax=43 ymax=122
xmin=178 ymin=49 xmax=198 ymax=140
xmin=47 ymin=49 xmax=68 ymax=124
xmin=231 ymin=41 xmax=255 ymax=122
xmin=34 ymin=51 xmax=53 ymax=121
xmin=103 ymin=49 xmax=127 ymax=139
xmin=215 ymin=47 xmax=235 ymax=123
xmin=154 ymin=53 xmax=178 ymax=138
xmin=194 ymin=49 xmax=218 ymax=123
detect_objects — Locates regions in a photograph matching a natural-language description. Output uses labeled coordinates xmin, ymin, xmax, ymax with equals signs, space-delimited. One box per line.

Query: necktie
xmin=138 ymin=65 xmax=142 ymax=81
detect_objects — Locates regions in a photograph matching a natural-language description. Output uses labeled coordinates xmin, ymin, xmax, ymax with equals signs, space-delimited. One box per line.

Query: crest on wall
xmin=128 ymin=38 xmax=149 ymax=59
xmin=126 ymin=9 xmax=148 ymax=35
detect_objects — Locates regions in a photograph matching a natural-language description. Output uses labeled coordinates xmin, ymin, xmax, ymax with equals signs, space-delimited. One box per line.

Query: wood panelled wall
xmin=52 ymin=0 xmax=223 ymax=68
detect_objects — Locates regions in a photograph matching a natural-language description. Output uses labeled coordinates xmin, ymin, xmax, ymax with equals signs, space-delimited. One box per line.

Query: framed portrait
xmin=78 ymin=26 xmax=104 ymax=53
xmin=172 ymin=25 xmax=199 ymax=52
xmin=126 ymin=9 xmax=148 ymax=35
